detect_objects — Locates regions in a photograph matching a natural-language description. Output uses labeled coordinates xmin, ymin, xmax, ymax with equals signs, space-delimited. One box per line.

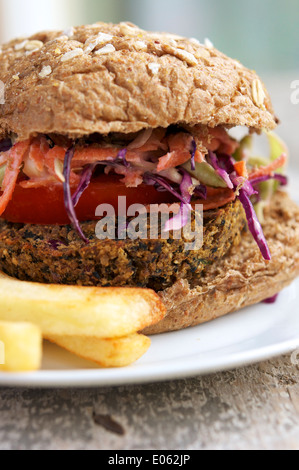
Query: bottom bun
xmin=143 ymin=191 xmax=299 ymax=335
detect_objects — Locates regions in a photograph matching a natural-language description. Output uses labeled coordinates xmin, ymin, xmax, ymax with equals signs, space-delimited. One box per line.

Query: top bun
xmin=0 ymin=22 xmax=277 ymax=140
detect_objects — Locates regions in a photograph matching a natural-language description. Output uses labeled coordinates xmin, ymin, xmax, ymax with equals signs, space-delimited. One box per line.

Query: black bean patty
xmin=0 ymin=200 xmax=246 ymax=290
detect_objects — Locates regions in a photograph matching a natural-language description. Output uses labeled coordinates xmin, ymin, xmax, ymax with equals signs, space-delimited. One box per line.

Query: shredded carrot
xmin=45 ymin=147 xmax=80 ymax=185
xmin=0 ymin=141 xmax=30 ymax=215
xmin=74 ymin=147 xmax=119 ymax=162
xmin=249 ymin=154 xmax=287 ymax=180
xmin=0 ymin=152 xmax=9 ymax=166
xmin=194 ymin=149 xmax=205 ymax=163
xmin=19 ymin=178 xmax=62 ymax=189
xmin=28 ymin=138 xmax=49 ymax=172
xmin=157 ymin=150 xmax=192 ymax=172
xmin=234 ymin=161 xmax=248 ymax=179
xmin=201 ymin=127 xmax=239 ymax=154
xmin=157 ymin=133 xmax=194 ymax=172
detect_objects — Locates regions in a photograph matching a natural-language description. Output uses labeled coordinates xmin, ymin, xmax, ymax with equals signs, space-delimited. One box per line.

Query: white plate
xmin=1 ymin=182 xmax=299 ymax=388
xmin=1 ymin=267 xmax=299 ymax=388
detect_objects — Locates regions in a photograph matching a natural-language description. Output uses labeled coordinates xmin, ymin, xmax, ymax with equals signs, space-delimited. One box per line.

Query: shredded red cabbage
xmin=48 ymin=239 xmax=67 ymax=250
xmin=178 ymin=168 xmax=193 ymax=205
xmin=216 ymin=153 xmax=235 ymax=173
xmin=63 ymin=149 xmax=130 ymax=242
xmin=60 ymin=139 xmax=282 ymax=256
xmin=164 ymin=203 xmax=190 ymax=232
xmin=238 ymin=188 xmax=271 ymax=261
xmin=63 ymin=146 xmax=89 ymax=244
xmin=231 ymin=175 xmax=258 ymax=197
xmin=117 ymin=149 xmax=129 ymax=168
xmin=191 ymin=139 xmax=196 ymax=171
xmin=72 ymin=150 xmax=130 ymax=207
xmin=72 ymin=163 xmax=98 ymax=207
xmin=250 ymin=173 xmax=288 ymax=187
xmin=217 ymin=153 xmax=287 ymax=189
xmin=0 ymin=139 xmax=12 ymax=152
xmin=103 ymin=150 xmax=130 ymax=169
xmin=143 ymin=169 xmax=194 ymax=232
xmin=163 ymin=169 xmax=193 ymax=232
xmin=263 ymin=294 xmax=279 ymax=304
xmin=209 ymin=151 xmax=234 ymax=189
xmin=209 ymin=152 xmax=272 ymax=260
xmin=143 ymin=173 xmax=190 ymax=206
xmin=194 ymin=184 xmax=207 ymax=200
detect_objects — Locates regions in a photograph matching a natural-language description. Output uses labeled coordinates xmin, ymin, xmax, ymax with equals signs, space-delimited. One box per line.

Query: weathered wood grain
xmin=0 ymin=353 xmax=298 ymax=450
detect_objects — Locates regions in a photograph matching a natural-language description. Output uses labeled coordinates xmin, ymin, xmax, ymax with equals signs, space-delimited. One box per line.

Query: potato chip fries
xmin=0 ymin=272 xmax=165 ymax=372
xmin=46 ymin=333 xmax=151 ymax=368
xmin=0 ymin=272 xmax=165 ymax=338
xmin=0 ymin=321 xmax=42 ymax=372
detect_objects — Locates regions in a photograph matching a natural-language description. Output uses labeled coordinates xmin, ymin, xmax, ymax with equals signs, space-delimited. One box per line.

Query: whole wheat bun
xmin=143 ymin=191 xmax=299 ymax=334
xmin=0 ymin=21 xmax=276 ymax=140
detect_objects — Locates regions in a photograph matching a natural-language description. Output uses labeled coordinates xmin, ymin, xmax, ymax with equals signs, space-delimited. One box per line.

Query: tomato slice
xmin=1 ymin=174 xmax=176 ymax=224
xmin=1 ymin=174 xmax=236 ymax=225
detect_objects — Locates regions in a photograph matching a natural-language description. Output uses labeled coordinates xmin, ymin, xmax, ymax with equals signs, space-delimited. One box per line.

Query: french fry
xmin=46 ymin=333 xmax=151 ymax=368
xmin=0 ymin=321 xmax=42 ymax=372
xmin=0 ymin=272 xmax=166 ymax=338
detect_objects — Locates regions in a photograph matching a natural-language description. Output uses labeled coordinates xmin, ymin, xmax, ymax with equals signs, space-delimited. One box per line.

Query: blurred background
xmin=0 ymin=0 xmax=298 ymax=163
xmin=1 ymin=0 xmax=298 ymax=72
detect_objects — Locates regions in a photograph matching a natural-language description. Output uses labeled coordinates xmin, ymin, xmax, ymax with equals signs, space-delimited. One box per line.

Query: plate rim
xmin=0 ymin=329 xmax=298 ymax=388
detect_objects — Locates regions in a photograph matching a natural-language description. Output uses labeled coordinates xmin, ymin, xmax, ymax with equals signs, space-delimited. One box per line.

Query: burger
xmin=0 ymin=21 xmax=299 ymax=335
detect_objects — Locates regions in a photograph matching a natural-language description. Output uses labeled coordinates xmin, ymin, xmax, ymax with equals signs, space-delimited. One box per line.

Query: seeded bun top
xmin=0 ymin=21 xmax=277 ymax=140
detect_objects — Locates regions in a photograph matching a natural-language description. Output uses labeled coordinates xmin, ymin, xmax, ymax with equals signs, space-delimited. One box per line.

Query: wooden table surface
xmin=0 ymin=353 xmax=298 ymax=450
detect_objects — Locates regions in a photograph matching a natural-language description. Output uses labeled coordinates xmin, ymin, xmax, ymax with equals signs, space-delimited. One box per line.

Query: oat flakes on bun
xmin=0 ymin=21 xmax=298 ymax=334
